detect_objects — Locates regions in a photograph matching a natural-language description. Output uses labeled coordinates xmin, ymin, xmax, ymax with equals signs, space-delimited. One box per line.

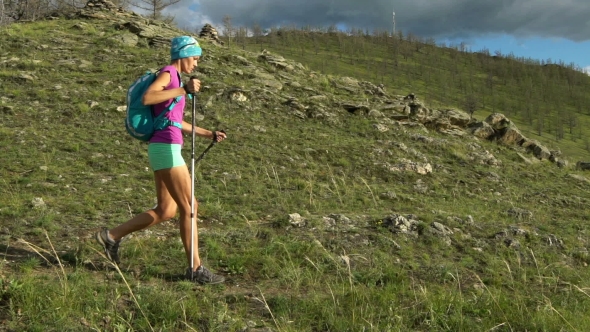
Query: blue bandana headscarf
xmin=170 ymin=36 xmax=202 ymax=60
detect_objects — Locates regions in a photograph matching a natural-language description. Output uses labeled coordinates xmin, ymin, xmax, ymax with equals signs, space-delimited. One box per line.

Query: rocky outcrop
xmin=468 ymin=121 xmax=495 ymax=139
xmin=373 ymin=96 xmax=563 ymax=166
xmin=485 ymin=113 xmax=511 ymax=130
xmin=79 ymin=0 xmax=130 ymax=18
xmin=84 ymin=0 xmax=122 ymax=11
xmin=199 ymin=24 xmax=224 ymax=46
xmin=75 ymin=0 xmax=189 ymax=48
xmin=76 ymin=0 xmax=223 ymax=52
xmin=258 ymin=52 xmax=294 ymax=71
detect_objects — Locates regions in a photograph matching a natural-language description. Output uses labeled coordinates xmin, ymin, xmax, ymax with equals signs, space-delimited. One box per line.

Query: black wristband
xmin=183 ymin=84 xmax=190 ymax=95
xmin=212 ymin=131 xmax=218 ymax=141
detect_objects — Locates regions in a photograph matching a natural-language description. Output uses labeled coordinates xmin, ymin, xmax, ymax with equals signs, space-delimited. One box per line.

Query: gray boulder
xmin=497 ymin=126 xmax=526 ymax=146
xmin=485 ymin=113 xmax=511 ymax=130
xmin=468 ymin=121 xmax=495 ymax=139
xmin=576 ymin=161 xmax=590 ymax=171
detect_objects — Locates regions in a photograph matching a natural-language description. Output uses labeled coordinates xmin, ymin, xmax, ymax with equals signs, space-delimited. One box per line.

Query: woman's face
xmin=181 ymin=56 xmax=199 ymax=73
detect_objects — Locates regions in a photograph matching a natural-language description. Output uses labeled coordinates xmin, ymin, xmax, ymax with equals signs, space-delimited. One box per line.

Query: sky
xmin=161 ymin=0 xmax=590 ymax=73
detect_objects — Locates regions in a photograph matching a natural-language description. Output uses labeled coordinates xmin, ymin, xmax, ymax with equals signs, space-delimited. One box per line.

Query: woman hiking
xmin=96 ymin=36 xmax=226 ymax=284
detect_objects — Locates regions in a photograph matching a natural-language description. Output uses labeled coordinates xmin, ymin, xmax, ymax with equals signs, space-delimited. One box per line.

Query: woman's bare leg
xmin=109 ymin=171 xmax=178 ymax=241
xmin=154 ymin=164 xmax=201 ymax=270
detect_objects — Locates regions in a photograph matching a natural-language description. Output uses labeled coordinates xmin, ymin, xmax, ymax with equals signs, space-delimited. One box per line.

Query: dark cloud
xmin=170 ymin=0 xmax=590 ymax=42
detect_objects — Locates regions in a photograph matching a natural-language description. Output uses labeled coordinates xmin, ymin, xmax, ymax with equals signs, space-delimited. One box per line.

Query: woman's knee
xmin=178 ymin=200 xmax=197 ymax=218
xmin=154 ymin=205 xmax=177 ymax=221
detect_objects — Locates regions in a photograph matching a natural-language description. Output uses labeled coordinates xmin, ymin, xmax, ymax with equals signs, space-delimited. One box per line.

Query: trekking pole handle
xmin=195 ymin=132 xmax=224 ymax=163
xmin=189 ymin=76 xmax=199 ymax=96
xmin=212 ymin=129 xmax=226 ymax=142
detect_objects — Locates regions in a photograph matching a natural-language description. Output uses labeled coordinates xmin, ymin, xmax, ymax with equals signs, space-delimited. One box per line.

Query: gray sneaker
xmin=186 ymin=266 xmax=225 ymax=284
xmin=95 ymin=228 xmax=121 ymax=265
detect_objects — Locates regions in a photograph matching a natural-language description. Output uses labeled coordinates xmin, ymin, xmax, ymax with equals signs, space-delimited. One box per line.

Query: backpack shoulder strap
xmin=153 ymin=66 xmax=184 ymax=130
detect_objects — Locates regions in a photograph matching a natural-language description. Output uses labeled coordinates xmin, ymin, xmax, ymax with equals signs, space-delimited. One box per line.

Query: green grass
xmin=2 ymin=12 xmax=590 ymax=332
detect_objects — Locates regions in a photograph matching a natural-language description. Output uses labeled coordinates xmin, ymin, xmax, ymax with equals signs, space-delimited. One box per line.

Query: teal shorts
xmin=148 ymin=143 xmax=185 ymax=171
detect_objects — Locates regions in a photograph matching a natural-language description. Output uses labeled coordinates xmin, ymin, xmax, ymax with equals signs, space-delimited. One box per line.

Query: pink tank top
xmin=149 ymin=65 xmax=184 ymax=144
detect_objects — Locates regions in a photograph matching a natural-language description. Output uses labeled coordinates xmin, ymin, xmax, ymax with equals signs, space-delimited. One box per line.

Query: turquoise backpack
xmin=125 ymin=69 xmax=184 ymax=141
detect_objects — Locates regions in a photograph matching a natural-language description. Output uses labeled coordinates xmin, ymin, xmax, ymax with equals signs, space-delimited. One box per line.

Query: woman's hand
xmin=212 ymin=130 xmax=227 ymax=142
xmin=184 ymin=77 xmax=201 ymax=94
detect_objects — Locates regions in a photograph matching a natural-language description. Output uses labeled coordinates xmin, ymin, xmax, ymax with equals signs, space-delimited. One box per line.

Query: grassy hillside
xmin=2 ymin=10 xmax=590 ymax=331
xmin=238 ymin=29 xmax=590 ymax=162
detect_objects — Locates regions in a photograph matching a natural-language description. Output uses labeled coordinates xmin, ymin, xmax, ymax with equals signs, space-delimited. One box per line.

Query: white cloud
xmin=164 ymin=2 xmax=216 ymax=32
xmin=584 ymin=66 xmax=590 ymax=75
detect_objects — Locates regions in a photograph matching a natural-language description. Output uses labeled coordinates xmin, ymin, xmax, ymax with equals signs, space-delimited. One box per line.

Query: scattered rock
xmin=507 ymin=208 xmax=533 ymax=220
xmin=413 ymin=179 xmax=429 ymax=194
xmin=341 ymin=103 xmax=370 ymax=115
xmin=373 ymin=123 xmax=389 ymax=132
xmin=288 ymin=213 xmax=305 ymax=227
xmin=227 ymin=89 xmax=248 ymax=102
xmin=18 ymin=73 xmax=35 ymax=82
xmin=323 ymin=214 xmax=355 ymax=231
xmin=258 ymin=50 xmax=294 ymax=71
xmin=504 ymin=238 xmax=521 ymax=248
xmin=545 ymin=234 xmax=564 ymax=247
xmin=467 ymin=149 xmax=501 ymax=166
xmin=384 ymin=159 xmax=433 ymax=175
xmin=253 ymin=125 xmax=266 ymax=133
xmin=380 ymin=191 xmax=397 ymax=200
xmin=31 ymin=197 xmax=46 ymax=209
xmin=382 ymin=214 xmax=420 ymax=234
xmin=555 ymin=159 xmax=568 ymax=168
xmin=430 ymin=222 xmax=453 ymax=236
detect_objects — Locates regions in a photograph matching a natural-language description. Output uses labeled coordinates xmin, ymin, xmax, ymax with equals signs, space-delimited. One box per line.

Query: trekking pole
xmin=190 ymin=88 xmax=197 ymax=279
xmin=189 ymin=80 xmax=224 ymax=280
xmin=195 ymin=131 xmax=224 ymax=162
